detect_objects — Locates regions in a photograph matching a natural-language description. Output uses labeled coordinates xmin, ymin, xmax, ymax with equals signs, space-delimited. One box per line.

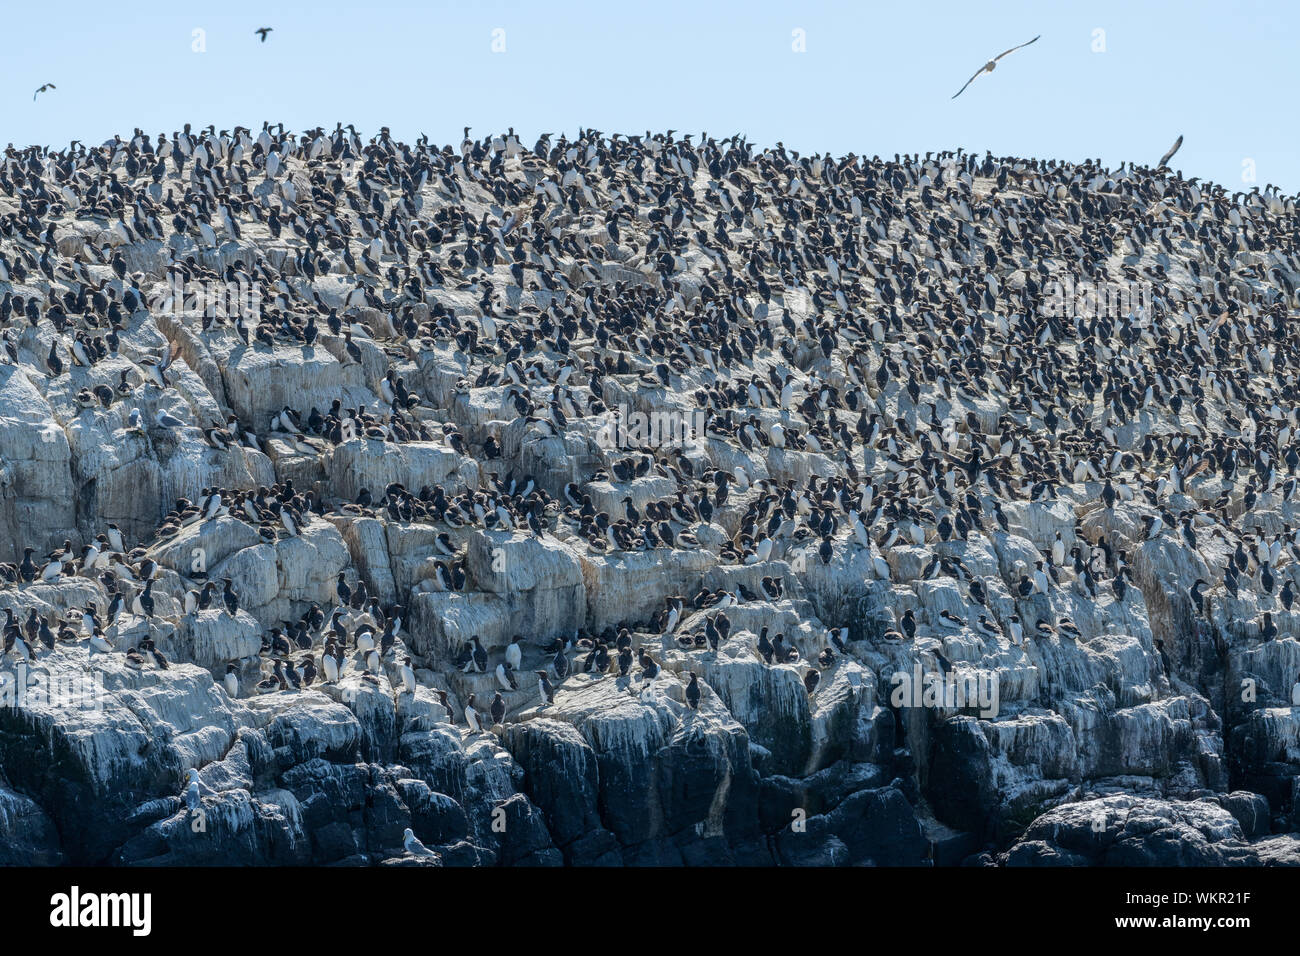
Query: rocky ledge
xmin=0 ymin=125 xmax=1298 ymax=865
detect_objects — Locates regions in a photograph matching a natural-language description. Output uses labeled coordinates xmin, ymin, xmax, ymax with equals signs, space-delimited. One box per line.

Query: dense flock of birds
xmin=1 ymin=120 xmax=1299 ymax=731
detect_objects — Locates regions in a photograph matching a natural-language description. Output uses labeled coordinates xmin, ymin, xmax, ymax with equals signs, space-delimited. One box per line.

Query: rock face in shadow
xmin=1001 ymin=795 xmax=1264 ymax=866
xmin=1 ymin=124 xmax=1298 ymax=866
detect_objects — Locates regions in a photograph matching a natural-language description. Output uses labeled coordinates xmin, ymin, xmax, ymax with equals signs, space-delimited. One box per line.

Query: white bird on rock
xmin=403 ymin=827 xmax=437 ymax=857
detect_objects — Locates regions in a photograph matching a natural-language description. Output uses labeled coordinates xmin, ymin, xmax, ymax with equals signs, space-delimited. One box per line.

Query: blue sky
xmin=2 ymin=0 xmax=1295 ymax=191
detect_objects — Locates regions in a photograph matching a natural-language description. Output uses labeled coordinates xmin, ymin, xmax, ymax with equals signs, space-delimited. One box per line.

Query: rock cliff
xmin=1 ymin=124 xmax=1299 ymax=865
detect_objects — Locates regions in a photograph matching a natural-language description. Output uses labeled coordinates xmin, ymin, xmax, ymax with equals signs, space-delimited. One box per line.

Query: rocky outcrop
xmin=1001 ymin=795 xmax=1266 ymax=866
xmin=1 ymin=123 xmax=1298 ymax=867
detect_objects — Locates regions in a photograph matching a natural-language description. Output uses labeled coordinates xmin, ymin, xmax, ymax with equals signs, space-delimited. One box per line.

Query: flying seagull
xmin=1157 ymin=134 xmax=1183 ymax=170
xmin=33 ymin=83 xmax=55 ymax=101
xmin=951 ymin=35 xmax=1041 ymax=99
xmin=255 ymin=27 xmax=273 ymax=42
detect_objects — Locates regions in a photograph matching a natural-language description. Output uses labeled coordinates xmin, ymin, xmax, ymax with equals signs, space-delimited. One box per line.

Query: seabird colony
xmin=1 ymin=125 xmax=1299 ymax=859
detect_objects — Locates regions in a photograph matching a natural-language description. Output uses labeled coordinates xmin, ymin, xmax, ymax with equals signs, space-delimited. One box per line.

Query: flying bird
xmin=33 ymin=83 xmax=56 ymax=101
xmin=951 ymin=34 xmax=1041 ymax=99
xmin=255 ymin=27 xmax=273 ymax=42
xmin=1157 ymin=134 xmax=1183 ymax=170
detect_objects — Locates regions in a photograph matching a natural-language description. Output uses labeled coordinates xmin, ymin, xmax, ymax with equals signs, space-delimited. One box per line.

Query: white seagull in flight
xmin=951 ymin=35 xmax=1041 ymax=99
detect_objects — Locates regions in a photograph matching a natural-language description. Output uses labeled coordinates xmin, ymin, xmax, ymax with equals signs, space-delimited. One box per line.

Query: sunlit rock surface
xmin=0 ymin=124 xmax=1298 ymax=865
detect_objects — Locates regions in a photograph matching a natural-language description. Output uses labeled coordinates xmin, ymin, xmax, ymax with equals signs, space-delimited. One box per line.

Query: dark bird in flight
xmin=33 ymin=83 xmax=55 ymax=101
xmin=255 ymin=27 xmax=273 ymax=42
xmin=951 ymin=34 xmax=1041 ymax=99
xmin=1157 ymin=134 xmax=1183 ymax=170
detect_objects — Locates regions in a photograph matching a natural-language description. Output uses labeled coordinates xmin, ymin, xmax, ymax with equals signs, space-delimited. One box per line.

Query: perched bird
xmin=222 ymin=578 xmax=239 ymax=616
xmin=464 ymin=694 xmax=482 ymax=732
xmin=900 ymin=609 xmax=916 ymax=641
xmin=685 ymin=672 xmax=701 ymax=710
xmin=495 ymin=661 xmax=518 ymax=690
xmin=552 ymin=642 xmax=570 ymax=680
xmin=536 ymin=670 xmax=555 ymax=704
xmin=1155 ymin=638 xmax=1172 ymax=677
xmin=402 ymin=827 xmax=437 ymax=857
xmin=1190 ymin=579 xmax=1209 ymax=618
